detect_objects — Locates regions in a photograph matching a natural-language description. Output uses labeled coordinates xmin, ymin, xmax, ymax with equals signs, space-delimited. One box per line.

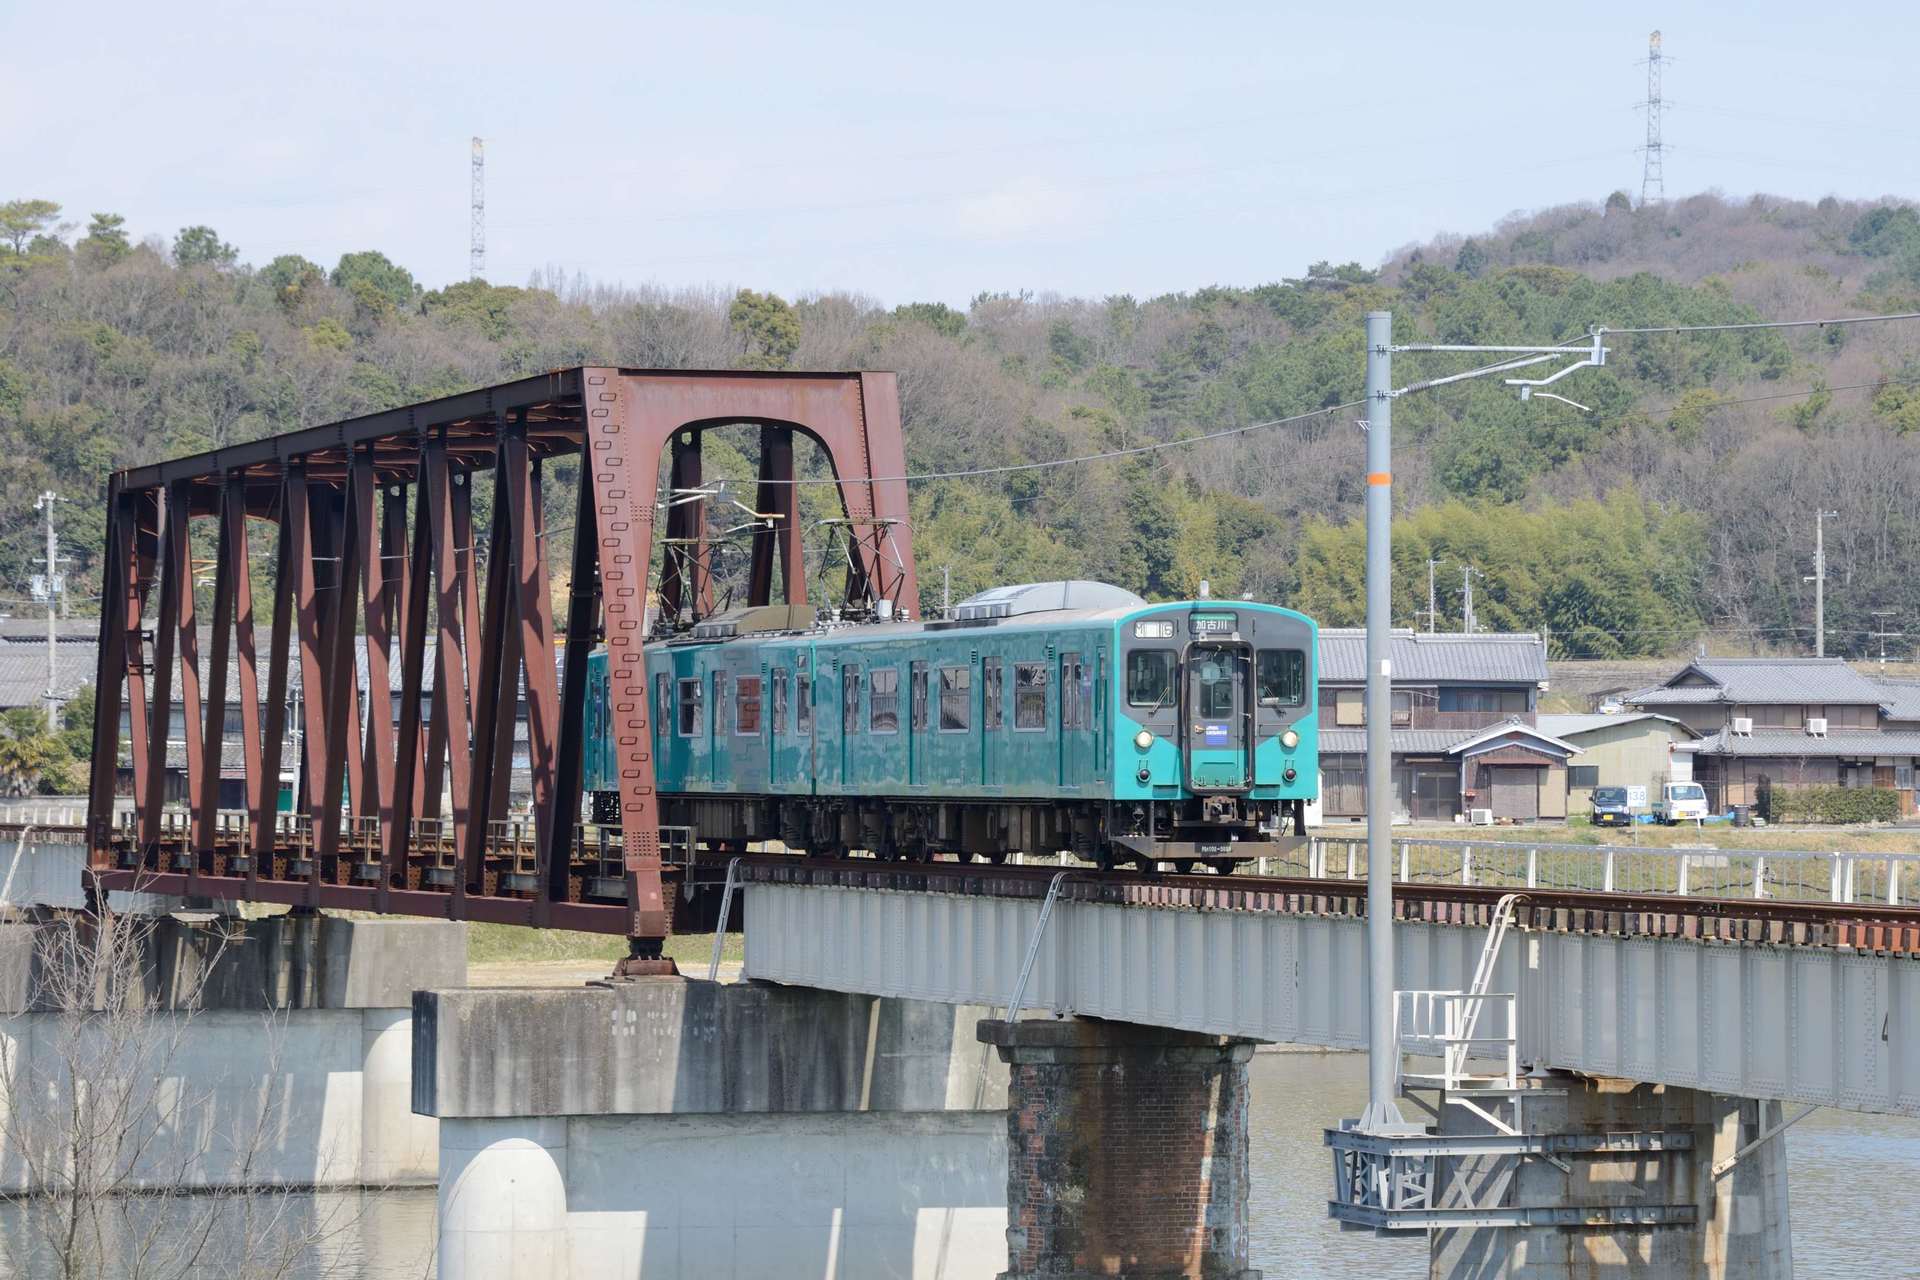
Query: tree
xmin=1604 ymin=190 xmax=1634 ymax=216
xmin=0 ymin=708 xmax=77 ymax=795
xmin=728 ymin=288 xmax=800 ymax=369
xmin=329 ymin=250 xmax=418 ymax=313
xmin=77 ymin=213 xmax=131 ymax=266
xmin=172 ymin=225 xmax=238 ymax=268
xmin=257 ymin=253 xmax=325 ymax=309
xmin=0 ymin=199 xmax=61 ymax=255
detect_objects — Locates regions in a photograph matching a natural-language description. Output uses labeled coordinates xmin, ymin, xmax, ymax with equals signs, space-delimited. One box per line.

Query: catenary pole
xmin=1362 ymin=312 xmax=1401 ymax=1128
xmin=38 ymin=491 xmax=58 ymax=731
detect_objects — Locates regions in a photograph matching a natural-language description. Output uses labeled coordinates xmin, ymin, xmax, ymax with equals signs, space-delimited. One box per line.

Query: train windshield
xmin=1127 ymin=650 xmax=1176 ymax=708
xmin=1193 ymin=651 xmax=1237 ymax=719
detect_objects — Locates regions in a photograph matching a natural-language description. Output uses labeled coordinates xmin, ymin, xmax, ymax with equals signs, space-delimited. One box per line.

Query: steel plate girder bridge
xmin=737 ymin=857 xmax=1920 ymax=1120
xmin=84 ymin=368 xmax=917 ymax=963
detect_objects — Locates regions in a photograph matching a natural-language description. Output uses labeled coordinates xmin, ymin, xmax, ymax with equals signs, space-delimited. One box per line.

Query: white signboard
xmin=1626 ymin=785 xmax=1649 ymax=810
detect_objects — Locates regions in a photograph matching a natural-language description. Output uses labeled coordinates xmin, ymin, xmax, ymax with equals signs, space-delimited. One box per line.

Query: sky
xmin=4 ymin=0 xmax=1918 ymax=306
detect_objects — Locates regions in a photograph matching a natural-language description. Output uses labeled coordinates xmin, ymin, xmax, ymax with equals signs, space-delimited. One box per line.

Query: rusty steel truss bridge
xmin=83 ymin=369 xmax=918 ymax=964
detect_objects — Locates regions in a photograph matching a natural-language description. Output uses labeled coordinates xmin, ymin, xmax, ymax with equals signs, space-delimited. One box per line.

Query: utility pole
xmin=1639 ymin=31 xmax=1666 ymax=206
xmin=1872 ymin=610 xmax=1903 ymax=668
xmin=470 ymin=137 xmax=486 ymax=281
xmin=1805 ymin=510 xmax=1838 ymax=657
xmin=1460 ymin=565 xmax=1482 ymax=635
xmin=34 ymin=490 xmax=60 ymax=731
xmin=942 ymin=566 xmax=951 ymax=618
xmin=1360 ymin=311 xmax=1402 ymax=1135
xmin=1425 ymin=557 xmax=1440 ymax=634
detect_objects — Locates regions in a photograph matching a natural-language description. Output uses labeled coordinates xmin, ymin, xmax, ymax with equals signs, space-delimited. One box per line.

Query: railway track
xmin=17 ymin=824 xmax=1920 ymax=953
xmin=729 ymin=852 xmax=1920 ymax=954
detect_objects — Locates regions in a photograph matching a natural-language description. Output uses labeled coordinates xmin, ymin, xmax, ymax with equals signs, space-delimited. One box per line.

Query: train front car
xmin=1109 ymin=599 xmax=1317 ymax=872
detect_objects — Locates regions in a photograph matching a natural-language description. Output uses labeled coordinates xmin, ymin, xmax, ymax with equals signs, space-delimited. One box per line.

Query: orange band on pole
xmin=1367 ymin=471 xmax=1391 ymax=486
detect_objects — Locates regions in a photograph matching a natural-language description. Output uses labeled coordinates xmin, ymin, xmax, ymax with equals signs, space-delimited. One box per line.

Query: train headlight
xmin=1280 ymin=729 xmax=1299 ymax=749
xmin=1134 ymin=729 xmax=1153 ymax=751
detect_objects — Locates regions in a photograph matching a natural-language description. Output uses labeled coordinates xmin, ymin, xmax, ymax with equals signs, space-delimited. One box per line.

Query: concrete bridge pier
xmin=977 ymin=1018 xmax=1260 ymax=1280
xmin=1429 ymin=1072 xmax=1793 ymax=1280
xmin=413 ymin=979 xmax=1008 ymax=1280
xmin=0 ymin=912 xmax=464 ymax=1192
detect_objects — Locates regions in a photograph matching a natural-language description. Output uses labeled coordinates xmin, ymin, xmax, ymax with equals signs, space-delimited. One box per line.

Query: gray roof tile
xmin=1625 ymin=658 xmax=1888 ymax=708
xmin=1321 ymin=728 xmax=1478 ymax=755
xmin=1317 ymin=629 xmax=1548 ymax=685
xmin=1683 ymin=726 xmax=1920 ymax=758
xmin=1875 ymin=680 xmax=1920 ymax=723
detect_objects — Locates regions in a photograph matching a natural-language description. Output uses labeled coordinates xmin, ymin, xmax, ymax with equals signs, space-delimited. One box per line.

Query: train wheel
xmin=1207 ymin=860 xmax=1238 ymax=876
xmin=1173 ymin=859 xmax=1199 ymax=876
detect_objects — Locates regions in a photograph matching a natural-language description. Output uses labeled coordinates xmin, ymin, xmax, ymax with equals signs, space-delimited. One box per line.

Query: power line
xmin=1600 ymin=309 xmax=1920 ymax=336
xmin=767 ymin=399 xmax=1364 ymax=486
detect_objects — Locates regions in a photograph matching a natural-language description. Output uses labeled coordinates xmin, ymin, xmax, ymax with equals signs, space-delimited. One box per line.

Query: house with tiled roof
xmin=1624 ymin=658 xmax=1920 ymax=816
xmin=1316 ymin=629 xmax=1574 ymax=823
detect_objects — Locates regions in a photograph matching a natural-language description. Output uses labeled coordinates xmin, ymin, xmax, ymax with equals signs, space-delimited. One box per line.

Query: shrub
xmin=1769 ymin=785 xmax=1900 ymax=825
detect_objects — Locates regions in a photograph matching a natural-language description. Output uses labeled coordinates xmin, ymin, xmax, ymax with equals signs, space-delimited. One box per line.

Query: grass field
xmin=467 ymin=923 xmax=743 ymax=970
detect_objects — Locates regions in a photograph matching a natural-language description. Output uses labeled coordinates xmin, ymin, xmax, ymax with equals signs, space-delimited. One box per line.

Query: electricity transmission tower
xmin=1639 ymin=31 xmax=1666 ymax=206
xmin=470 ymin=137 xmax=486 ymax=281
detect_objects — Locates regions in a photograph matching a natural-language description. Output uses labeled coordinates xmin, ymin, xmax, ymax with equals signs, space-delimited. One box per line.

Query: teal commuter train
xmin=584 ymin=581 xmax=1319 ymax=871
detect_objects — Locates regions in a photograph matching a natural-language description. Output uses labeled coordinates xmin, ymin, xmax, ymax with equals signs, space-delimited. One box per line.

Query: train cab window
xmin=1255 ymin=650 xmax=1306 ymax=708
xmin=870 ymin=668 xmax=899 ymax=734
xmin=1014 ymin=662 xmax=1049 ymax=730
xmin=1127 ymin=650 xmax=1176 ymax=710
xmin=771 ymin=669 xmax=789 ymax=734
xmin=797 ymin=674 xmax=812 ymax=735
xmin=1193 ymin=652 xmax=1235 ymax=719
xmin=735 ymin=676 xmax=762 ymax=736
xmin=677 ymin=677 xmax=703 ymax=737
xmin=983 ymin=659 xmax=1004 ymax=730
xmin=842 ymin=666 xmax=861 ymax=735
xmin=939 ymin=666 xmax=971 ymax=732
xmin=1061 ymin=652 xmax=1085 ymax=729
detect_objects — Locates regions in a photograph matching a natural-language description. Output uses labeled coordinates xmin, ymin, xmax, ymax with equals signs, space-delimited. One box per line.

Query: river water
xmin=2 ymin=1051 xmax=1914 ymax=1277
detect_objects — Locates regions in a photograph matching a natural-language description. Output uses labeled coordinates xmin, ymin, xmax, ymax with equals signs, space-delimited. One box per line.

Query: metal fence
xmin=1281 ymin=835 xmax=1920 ymax=907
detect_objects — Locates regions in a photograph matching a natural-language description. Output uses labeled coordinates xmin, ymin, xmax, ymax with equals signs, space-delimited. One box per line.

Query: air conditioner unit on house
xmin=1469 ymin=808 xmax=1494 ymax=826
xmin=1731 ymin=717 xmax=1754 ymax=736
xmin=1806 ymin=717 xmax=1828 ymax=737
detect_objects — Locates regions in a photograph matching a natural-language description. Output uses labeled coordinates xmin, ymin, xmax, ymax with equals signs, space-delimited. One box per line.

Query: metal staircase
xmin=1327 ymin=893 xmax=1697 ymax=1232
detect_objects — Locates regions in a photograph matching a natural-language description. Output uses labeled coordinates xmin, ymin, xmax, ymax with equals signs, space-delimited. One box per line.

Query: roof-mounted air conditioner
xmin=1806 ymin=717 xmax=1828 ymax=737
xmin=1731 ymin=717 xmax=1753 ymax=736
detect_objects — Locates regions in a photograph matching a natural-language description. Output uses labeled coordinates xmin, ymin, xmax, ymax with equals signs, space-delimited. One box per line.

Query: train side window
xmin=870 ymin=668 xmax=899 ymax=734
xmin=911 ymin=662 xmax=929 ymax=732
xmin=1127 ymin=651 xmax=1176 ymax=709
xmin=939 ymin=666 xmax=971 ymax=732
xmin=842 ymin=666 xmax=861 ymax=735
xmin=771 ymin=669 xmax=789 ymax=734
xmin=655 ymin=674 xmax=672 ymax=736
xmin=797 ymin=674 xmax=812 ymax=735
xmin=677 ymin=677 xmax=702 ymax=737
xmin=1256 ymin=650 xmax=1306 ymax=708
xmin=735 ymin=675 xmax=762 ymax=736
xmin=983 ymin=659 xmax=1004 ymax=730
xmin=1014 ymin=662 xmax=1049 ymax=731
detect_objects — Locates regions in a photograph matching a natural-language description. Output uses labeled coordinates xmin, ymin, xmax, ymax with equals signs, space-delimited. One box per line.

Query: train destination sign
xmin=1189 ymin=613 xmax=1238 ymax=636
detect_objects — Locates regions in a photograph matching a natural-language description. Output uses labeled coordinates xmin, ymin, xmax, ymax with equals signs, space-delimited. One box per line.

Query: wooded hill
xmin=2 ymin=191 xmax=1918 ymax=660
